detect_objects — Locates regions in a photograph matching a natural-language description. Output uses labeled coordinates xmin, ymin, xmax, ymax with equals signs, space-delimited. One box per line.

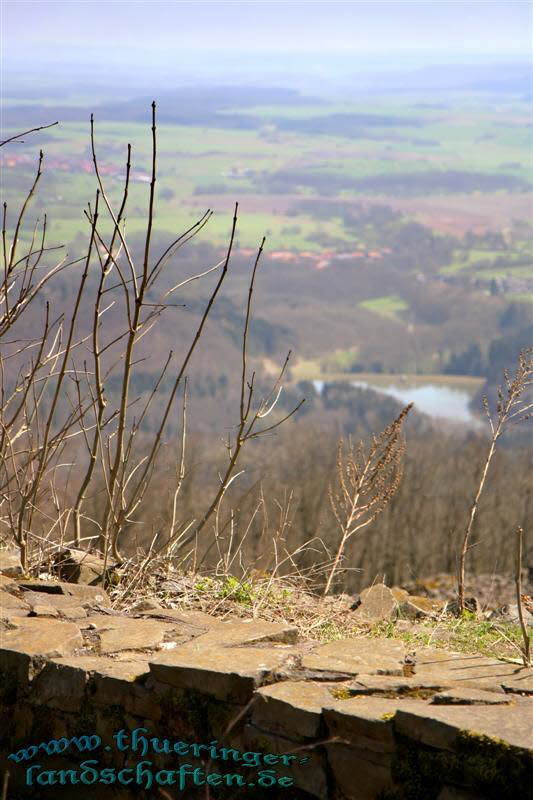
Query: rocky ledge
xmin=0 ymin=557 xmax=532 ymax=799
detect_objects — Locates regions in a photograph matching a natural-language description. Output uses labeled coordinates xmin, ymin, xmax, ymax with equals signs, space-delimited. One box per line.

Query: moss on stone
xmin=329 ymin=686 xmax=352 ymax=700
xmin=329 ymin=686 xmax=437 ymax=701
xmin=455 ymin=729 xmax=533 ymax=798
xmin=377 ymin=729 xmax=533 ymax=800
xmin=159 ymin=687 xmax=210 ymax=739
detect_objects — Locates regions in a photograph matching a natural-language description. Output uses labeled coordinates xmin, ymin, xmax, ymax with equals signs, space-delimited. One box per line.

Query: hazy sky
xmin=4 ymin=0 xmax=532 ymax=58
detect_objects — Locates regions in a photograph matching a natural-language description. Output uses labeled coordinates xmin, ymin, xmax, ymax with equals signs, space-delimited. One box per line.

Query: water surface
xmin=313 ymin=377 xmax=483 ymax=427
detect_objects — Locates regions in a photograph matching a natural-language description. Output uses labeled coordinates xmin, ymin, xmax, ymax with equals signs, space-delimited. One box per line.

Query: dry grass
xmin=104 ymin=559 xmax=529 ymax=662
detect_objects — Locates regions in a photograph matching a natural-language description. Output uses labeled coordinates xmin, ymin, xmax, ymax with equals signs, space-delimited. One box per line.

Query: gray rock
xmin=23 ymin=590 xmax=89 ymax=618
xmin=130 ymin=598 xmax=163 ymax=613
xmin=51 ymin=547 xmax=111 ymax=585
xmin=29 ymin=657 xmax=93 ymax=712
xmin=338 ymin=675 xmax=449 ymax=699
xmin=431 ymin=688 xmax=514 ymax=705
xmin=303 ymin=637 xmax=406 ymax=676
xmin=80 ymin=615 xmax=182 ymax=654
xmin=397 ymin=594 xmax=444 ymax=619
xmin=19 ymin=579 xmax=111 ymax=606
xmin=91 ymin=660 xmax=152 ymax=711
xmin=412 ymin=646 xmax=533 ymax=693
xmin=253 ymin=679 xmax=339 ymax=741
xmin=244 ymin=723 xmax=328 ymax=800
xmin=327 ymin=742 xmax=393 ymax=800
xmin=0 ymin=588 xmax=31 ymax=618
xmin=444 ymin=597 xmax=481 ymax=616
xmin=141 ymin=607 xmax=225 ymax=629
xmin=351 ymin=583 xmax=397 ymax=621
xmin=490 ymin=603 xmax=533 ymax=625
xmin=394 ymin=702 xmax=533 ymax=751
xmin=0 ymin=616 xmax=83 ymax=659
xmin=150 ymin=643 xmax=295 ymax=703
xmin=193 ymin=618 xmax=299 ymax=647
xmin=323 ymin=695 xmax=422 ymax=752
xmin=501 ymin=679 xmax=533 ymax=696
xmin=0 ymin=547 xmax=23 ymax=577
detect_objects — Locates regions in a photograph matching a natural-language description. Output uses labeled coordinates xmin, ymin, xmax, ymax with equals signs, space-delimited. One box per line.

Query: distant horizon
xmin=3 ymin=1 xmax=532 ymax=104
xmin=4 ymin=1 xmax=531 ymax=58
xmin=5 ymin=49 xmax=531 ymax=100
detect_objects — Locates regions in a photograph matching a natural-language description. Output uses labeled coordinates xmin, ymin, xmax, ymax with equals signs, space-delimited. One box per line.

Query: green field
xmin=4 ymin=92 xmax=532 ymax=258
xmin=359 ymin=295 xmax=409 ymax=319
xmin=4 ymin=90 xmax=532 ymax=371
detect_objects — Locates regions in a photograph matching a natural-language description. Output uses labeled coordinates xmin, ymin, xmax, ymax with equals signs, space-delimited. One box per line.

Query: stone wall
xmin=1 ymin=572 xmax=532 ymax=800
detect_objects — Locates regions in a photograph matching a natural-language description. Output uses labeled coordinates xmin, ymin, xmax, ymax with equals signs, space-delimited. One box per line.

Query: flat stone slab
xmin=21 ymin=590 xmax=88 ymax=619
xmin=23 ymin=590 xmax=91 ymax=609
xmin=81 ymin=615 xmax=188 ymax=654
xmin=413 ymin=647 xmax=533 ymax=693
xmin=253 ymin=679 xmax=340 ymax=740
xmin=431 ymin=688 xmax=515 ymax=705
xmin=193 ymin=618 xmax=299 ymax=647
xmin=394 ymin=702 xmax=533 ymax=751
xmin=140 ymin=608 xmax=228 ymax=629
xmin=303 ymin=637 xmax=406 ymax=676
xmin=323 ymin=695 xmax=427 ymax=753
xmin=55 ymin=583 xmax=111 ymax=606
xmin=27 ymin=603 xmax=61 ymax=618
xmin=30 ymin=656 xmax=150 ymax=713
xmin=330 ymin=677 xmax=522 ymax=708
xmin=150 ymin=643 xmax=295 ymax=703
xmin=93 ymin=666 xmax=156 ymax=718
xmin=501 ymin=679 xmax=533 ymax=697
xmin=17 ymin=579 xmax=74 ymax=593
xmin=0 ymin=589 xmax=31 ymax=617
xmin=340 ymin=676 xmax=528 ymax=706
xmin=336 ymin=675 xmax=452 ymax=699
xmin=18 ymin=579 xmax=111 ymax=606
xmin=0 ymin=616 xmax=83 ymax=659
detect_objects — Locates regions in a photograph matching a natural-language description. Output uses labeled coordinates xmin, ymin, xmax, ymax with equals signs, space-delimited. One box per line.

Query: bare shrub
xmin=323 ymin=403 xmax=412 ymax=596
xmin=457 ymin=347 xmax=532 ymax=613
xmin=0 ymin=108 xmax=302 ymax=577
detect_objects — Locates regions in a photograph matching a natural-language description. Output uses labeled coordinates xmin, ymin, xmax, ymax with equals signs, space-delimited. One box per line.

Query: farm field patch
xmin=359 ymin=295 xmax=409 ymax=319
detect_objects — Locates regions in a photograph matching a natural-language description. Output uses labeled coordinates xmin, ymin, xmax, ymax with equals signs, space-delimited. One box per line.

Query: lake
xmin=313 ymin=375 xmax=485 ymax=427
